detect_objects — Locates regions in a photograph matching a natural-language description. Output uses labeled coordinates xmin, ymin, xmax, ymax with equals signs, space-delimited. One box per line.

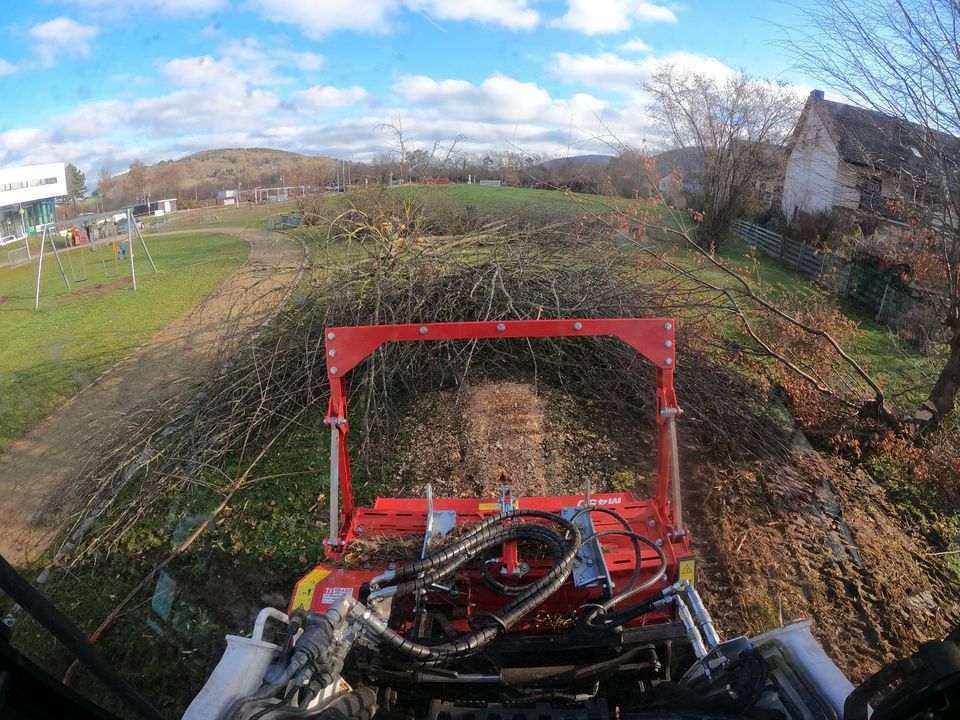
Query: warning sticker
xmin=291 ymin=567 xmax=331 ymax=611
xmin=320 ymin=586 xmax=355 ymax=606
xmin=677 ymin=558 xmax=696 ymax=586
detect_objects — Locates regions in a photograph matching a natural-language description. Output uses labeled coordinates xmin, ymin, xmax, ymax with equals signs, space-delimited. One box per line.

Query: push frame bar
xmin=323 ymin=318 xmax=683 ymax=554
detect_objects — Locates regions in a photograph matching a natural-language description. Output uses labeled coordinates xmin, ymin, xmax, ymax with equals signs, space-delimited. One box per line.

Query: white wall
xmin=0 ymin=162 xmax=67 ymax=206
xmin=781 ymin=105 xmax=840 ymax=217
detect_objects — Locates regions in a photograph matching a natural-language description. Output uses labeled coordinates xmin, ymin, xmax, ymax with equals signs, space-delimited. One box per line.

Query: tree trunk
xmin=913 ymin=321 xmax=960 ymax=435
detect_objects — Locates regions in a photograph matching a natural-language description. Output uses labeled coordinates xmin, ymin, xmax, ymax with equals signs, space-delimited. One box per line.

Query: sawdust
xmin=384 ymin=380 xmax=656 ymax=500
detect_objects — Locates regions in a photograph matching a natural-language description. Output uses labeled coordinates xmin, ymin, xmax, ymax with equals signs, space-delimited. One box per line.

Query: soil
xmin=383 ymin=379 xmax=960 ymax=683
xmin=59 ymin=277 xmax=130 ymax=301
xmin=383 ymin=381 xmax=657 ymax=500
xmin=0 ymin=227 xmax=304 ymax=564
xmin=0 ymin=295 xmax=11 ymax=304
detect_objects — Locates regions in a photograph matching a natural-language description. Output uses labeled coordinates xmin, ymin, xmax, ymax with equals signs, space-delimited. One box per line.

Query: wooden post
xmin=876 ymin=282 xmax=891 ymax=323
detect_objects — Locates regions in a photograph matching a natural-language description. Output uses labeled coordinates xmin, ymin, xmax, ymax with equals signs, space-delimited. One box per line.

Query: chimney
xmin=811 ymin=89 xmax=825 ymax=101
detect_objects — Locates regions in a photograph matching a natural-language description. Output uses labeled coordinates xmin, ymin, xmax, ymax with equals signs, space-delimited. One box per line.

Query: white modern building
xmin=0 ymin=162 xmax=67 ymax=240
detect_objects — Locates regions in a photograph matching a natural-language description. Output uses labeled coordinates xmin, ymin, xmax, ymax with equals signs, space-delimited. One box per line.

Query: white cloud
xmin=245 ymin=0 xmax=395 ymax=38
xmin=554 ymin=0 xmax=676 ymax=34
xmin=28 ymin=17 xmax=100 ymax=65
xmin=406 ymin=0 xmax=539 ymax=30
xmin=392 ymin=74 xmax=622 ymax=150
xmin=0 ymin=58 xmax=16 ymax=76
xmin=162 ymin=56 xmax=237 ymax=86
xmin=620 ymin=38 xmax=651 ymax=53
xmin=552 ymin=50 xmax=734 ymax=95
xmin=291 ymin=85 xmax=369 ymax=111
xmin=284 ymin=51 xmax=323 ymax=72
xmin=56 ymin=0 xmax=226 ymax=15
xmin=161 ymin=39 xmax=323 ymax=92
xmin=246 ymin=0 xmax=537 ymax=37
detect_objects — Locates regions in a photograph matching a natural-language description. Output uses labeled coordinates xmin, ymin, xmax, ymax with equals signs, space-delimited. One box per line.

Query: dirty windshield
xmin=1 ymin=2 xmax=958 ymax=719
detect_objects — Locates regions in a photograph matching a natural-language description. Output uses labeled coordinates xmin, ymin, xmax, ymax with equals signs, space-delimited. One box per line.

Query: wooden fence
xmin=733 ymin=220 xmax=939 ymax=350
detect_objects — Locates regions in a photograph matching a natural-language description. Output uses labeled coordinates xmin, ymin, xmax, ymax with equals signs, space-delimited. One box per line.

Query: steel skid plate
xmin=561 ymin=506 xmax=614 ymax=589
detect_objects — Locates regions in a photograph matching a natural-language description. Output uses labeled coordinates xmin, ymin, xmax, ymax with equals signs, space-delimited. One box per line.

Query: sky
xmin=0 ymin=1 xmax=821 ymax=177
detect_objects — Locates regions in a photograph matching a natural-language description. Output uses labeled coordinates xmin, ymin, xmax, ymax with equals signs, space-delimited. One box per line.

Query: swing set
xmin=34 ymin=209 xmax=158 ymax=311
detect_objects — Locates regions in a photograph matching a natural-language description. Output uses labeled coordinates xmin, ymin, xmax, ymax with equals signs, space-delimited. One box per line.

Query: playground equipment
xmin=33 ymin=209 xmax=157 ymax=310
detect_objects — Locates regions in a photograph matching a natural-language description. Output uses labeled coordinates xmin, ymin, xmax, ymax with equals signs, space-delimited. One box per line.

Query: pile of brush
xmin=49 ymin=188 xmax=795 ymax=563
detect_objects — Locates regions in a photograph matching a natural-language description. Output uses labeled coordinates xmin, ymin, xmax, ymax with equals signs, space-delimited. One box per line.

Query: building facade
xmin=781 ymin=90 xmax=957 ymax=224
xmin=0 ymin=162 xmax=67 ymax=238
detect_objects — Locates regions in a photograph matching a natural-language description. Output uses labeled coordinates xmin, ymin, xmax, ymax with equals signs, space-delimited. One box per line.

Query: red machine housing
xmin=292 ymin=318 xmax=694 ymax=630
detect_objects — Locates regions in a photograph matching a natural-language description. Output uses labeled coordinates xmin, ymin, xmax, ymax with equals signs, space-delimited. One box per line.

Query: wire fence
xmin=734 ymin=220 xmax=941 ymax=352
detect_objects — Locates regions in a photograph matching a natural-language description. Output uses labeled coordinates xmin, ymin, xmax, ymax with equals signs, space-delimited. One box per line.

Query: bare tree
xmin=127 ymin=159 xmax=147 ymax=205
xmin=96 ymin=166 xmax=112 ymax=212
xmin=645 ymin=67 xmax=801 ymax=249
xmin=787 ymin=0 xmax=960 ymax=434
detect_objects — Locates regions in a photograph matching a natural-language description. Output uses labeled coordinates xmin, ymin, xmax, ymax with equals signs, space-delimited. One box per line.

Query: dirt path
xmin=0 ymin=227 xmax=304 ymax=563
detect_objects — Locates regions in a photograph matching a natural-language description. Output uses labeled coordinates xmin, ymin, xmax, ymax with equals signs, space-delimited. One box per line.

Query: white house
xmin=781 ymin=90 xmax=954 ymax=224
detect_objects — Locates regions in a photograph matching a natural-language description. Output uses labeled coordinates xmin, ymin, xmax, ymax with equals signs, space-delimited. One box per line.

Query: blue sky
xmin=0 ymin=1 xmax=820 ymax=176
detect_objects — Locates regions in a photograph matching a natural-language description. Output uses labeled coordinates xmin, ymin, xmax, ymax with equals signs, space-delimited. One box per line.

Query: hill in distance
xmin=128 ymin=148 xmax=341 ymax=201
xmin=538 ymin=154 xmax=614 ymax=172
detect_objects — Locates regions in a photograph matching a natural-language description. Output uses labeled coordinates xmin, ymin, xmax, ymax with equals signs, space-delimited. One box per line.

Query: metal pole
xmin=329 ymin=423 xmax=340 ymax=546
xmin=667 ymin=414 xmax=683 ymax=536
xmin=134 ymin=217 xmax=157 ymax=272
xmin=34 ymin=228 xmax=46 ymax=311
xmin=127 ymin=209 xmax=137 ymax=291
xmin=48 ymin=225 xmax=71 ymax=291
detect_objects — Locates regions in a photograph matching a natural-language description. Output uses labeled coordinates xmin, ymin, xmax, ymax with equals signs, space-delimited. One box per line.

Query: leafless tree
xmin=96 ymin=165 xmax=112 ymax=212
xmin=127 ymin=159 xmax=147 ymax=206
xmin=645 ymin=67 xmax=801 ymax=250
xmin=787 ymin=0 xmax=960 ymax=434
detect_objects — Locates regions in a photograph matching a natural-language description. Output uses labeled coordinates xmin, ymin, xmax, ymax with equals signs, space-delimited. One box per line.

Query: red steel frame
xmin=323 ymin=318 xmax=683 ymax=558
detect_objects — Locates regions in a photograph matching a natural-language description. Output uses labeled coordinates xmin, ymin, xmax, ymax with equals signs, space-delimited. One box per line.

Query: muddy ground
xmin=384 ymin=380 xmax=959 ymax=682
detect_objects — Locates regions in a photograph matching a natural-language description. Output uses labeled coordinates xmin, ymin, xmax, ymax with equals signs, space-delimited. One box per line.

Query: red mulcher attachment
xmin=292 ymin=319 xmax=694 ymax=631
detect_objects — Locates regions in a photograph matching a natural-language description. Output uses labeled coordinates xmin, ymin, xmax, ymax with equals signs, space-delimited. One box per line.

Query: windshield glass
xmin=1 ymin=2 xmax=958 ymax=719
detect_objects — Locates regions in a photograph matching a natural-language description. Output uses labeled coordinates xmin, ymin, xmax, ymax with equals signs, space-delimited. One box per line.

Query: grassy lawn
xmin=714 ymin=237 xmax=939 ymax=407
xmin=0 ymin=232 xmax=248 ymax=452
xmin=159 ymin=200 xmax=301 ymax=231
xmin=392 ymin=183 xmax=629 ymax=215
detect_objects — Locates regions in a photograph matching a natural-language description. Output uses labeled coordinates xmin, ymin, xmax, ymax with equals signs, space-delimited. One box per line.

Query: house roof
xmin=811 ymin=95 xmax=960 ymax=181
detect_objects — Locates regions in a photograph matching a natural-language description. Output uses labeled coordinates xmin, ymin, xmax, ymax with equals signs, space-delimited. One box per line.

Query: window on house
xmin=858 ymin=175 xmax=882 ymax=209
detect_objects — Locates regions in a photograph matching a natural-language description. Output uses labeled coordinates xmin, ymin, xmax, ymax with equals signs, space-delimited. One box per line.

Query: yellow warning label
xmin=677 ymin=559 xmax=696 ymax=586
xmin=478 ymin=500 xmax=520 ymax=511
xmin=291 ymin=567 xmax=331 ymax=611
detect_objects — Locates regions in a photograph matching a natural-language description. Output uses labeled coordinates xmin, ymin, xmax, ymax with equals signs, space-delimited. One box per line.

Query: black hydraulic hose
xmin=575 ymin=531 xmax=667 ymax=628
xmin=585 ymin=592 xmax=665 ymax=630
xmin=362 ymin=513 xmax=581 ymax=663
xmin=394 ymin=523 xmax=565 ymax=597
xmin=587 ymin=529 xmax=667 ymax=611
xmin=0 ymin=553 xmax=164 ymax=720
xmin=571 ymin=506 xmax=643 ymax=595
xmin=382 ymin=510 xmax=578 ymax=585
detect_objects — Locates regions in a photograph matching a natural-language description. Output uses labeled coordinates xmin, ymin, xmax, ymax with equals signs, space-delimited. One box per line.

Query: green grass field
xmin=393 ymin=183 xmax=627 ymax=215
xmin=0 ymin=232 xmax=248 ymax=452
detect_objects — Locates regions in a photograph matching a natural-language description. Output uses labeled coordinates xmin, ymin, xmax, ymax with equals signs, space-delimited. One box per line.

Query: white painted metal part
xmin=181 ymin=607 xmax=287 ymax=720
